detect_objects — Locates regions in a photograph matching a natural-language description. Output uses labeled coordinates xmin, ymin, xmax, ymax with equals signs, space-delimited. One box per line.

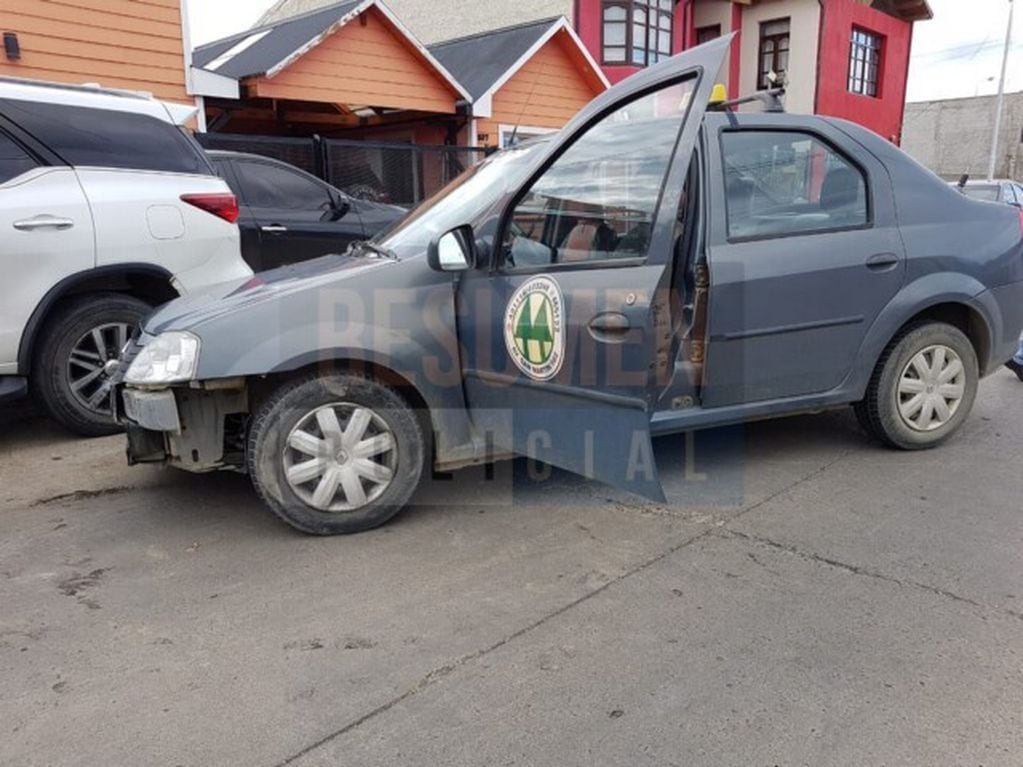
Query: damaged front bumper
xmin=117 ymin=383 xmax=249 ymax=473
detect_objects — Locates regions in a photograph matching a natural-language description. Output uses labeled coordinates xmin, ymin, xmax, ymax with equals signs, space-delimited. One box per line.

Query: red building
xmin=570 ymin=0 xmax=931 ymax=144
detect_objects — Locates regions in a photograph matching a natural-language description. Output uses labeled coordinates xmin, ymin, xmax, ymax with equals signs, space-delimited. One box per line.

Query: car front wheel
xmin=247 ymin=374 xmax=426 ymax=535
xmin=855 ymin=322 xmax=978 ymax=450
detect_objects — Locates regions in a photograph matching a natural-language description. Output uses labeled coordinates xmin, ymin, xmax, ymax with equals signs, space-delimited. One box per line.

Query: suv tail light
xmin=181 ymin=193 xmax=239 ymax=224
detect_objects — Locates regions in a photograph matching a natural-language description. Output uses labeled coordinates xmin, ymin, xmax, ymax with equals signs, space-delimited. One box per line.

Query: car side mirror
xmin=330 ymin=191 xmax=351 ymax=221
xmin=428 ymin=225 xmax=476 ymax=272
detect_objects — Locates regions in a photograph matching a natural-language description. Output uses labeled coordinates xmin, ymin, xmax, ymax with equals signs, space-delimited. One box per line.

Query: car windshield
xmin=373 ymin=139 xmax=548 ymax=259
xmin=961 ymin=184 xmax=1000 ymax=202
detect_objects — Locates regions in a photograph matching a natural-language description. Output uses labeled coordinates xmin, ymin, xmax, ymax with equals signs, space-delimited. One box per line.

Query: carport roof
xmin=192 ymin=0 xmax=469 ymax=100
xmin=194 ymin=0 xmax=361 ymax=79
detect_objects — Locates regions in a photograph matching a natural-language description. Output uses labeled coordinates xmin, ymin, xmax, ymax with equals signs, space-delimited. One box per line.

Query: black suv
xmin=207 ymin=151 xmax=405 ymax=272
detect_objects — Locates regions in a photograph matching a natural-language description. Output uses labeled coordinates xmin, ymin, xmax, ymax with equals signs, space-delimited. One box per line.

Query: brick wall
xmin=902 ymin=92 xmax=1023 ymax=181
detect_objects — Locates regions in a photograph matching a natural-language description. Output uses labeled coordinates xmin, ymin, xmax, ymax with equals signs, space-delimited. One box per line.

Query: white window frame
xmin=498 ymin=124 xmax=559 ymax=149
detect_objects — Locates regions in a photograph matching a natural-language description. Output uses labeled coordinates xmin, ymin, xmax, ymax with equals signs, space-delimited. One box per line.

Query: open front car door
xmin=456 ymin=36 xmax=731 ymax=501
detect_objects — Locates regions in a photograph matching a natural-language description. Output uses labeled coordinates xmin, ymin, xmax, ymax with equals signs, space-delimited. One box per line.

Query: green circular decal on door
xmin=504 ymin=275 xmax=565 ymax=381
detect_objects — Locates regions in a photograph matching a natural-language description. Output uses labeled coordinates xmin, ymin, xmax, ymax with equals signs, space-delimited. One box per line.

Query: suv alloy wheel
xmin=32 ymin=293 xmax=150 ymax=437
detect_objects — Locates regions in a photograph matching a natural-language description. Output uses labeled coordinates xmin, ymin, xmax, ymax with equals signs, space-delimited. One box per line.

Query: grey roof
xmin=429 ymin=17 xmax=561 ymax=102
xmin=193 ymin=0 xmax=361 ymax=80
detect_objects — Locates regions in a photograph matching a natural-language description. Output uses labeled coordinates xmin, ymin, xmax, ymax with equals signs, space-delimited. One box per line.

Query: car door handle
xmin=865 ymin=253 xmax=899 ymax=271
xmin=261 ymin=225 xmax=288 ymax=234
xmin=13 ymin=215 xmax=74 ymax=231
xmin=589 ymin=313 xmax=632 ymax=339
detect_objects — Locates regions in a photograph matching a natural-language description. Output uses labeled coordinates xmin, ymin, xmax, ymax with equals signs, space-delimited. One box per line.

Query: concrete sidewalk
xmin=1 ymin=372 xmax=1021 ymax=766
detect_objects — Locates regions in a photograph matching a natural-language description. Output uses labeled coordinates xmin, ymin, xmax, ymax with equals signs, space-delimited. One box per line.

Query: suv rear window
xmin=0 ymin=99 xmax=211 ymax=175
xmin=0 ymin=130 xmax=37 ymax=184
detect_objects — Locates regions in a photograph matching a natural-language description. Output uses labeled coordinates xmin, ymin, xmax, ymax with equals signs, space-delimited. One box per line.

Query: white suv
xmin=0 ymin=78 xmax=252 ymax=435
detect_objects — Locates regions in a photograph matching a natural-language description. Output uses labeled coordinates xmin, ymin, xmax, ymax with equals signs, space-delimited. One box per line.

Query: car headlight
xmin=124 ymin=331 xmax=200 ymax=385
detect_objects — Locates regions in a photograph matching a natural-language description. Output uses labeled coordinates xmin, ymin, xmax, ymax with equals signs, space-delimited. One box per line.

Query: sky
xmin=906 ymin=0 xmax=1021 ymax=102
xmin=186 ymin=0 xmax=1021 ymax=103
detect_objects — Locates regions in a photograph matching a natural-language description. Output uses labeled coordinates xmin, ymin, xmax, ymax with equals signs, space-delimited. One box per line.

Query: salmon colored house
xmin=429 ymin=17 xmax=609 ymax=149
xmin=0 ymin=0 xmax=189 ymax=101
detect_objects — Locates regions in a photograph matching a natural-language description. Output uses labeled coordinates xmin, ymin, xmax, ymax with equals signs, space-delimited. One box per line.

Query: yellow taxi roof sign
xmin=709 ymin=83 xmax=728 ymax=104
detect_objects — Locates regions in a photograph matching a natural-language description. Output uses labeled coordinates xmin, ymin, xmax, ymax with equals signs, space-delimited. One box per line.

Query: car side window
xmin=504 ymin=77 xmax=697 ymax=269
xmin=0 ymin=130 xmax=37 ymax=184
xmin=0 ymin=99 xmax=210 ymax=175
xmin=234 ymin=161 xmax=333 ymax=211
xmin=721 ymin=130 xmax=868 ymax=240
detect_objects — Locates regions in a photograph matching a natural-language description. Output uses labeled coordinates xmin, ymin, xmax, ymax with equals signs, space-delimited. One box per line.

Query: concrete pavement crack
xmin=31 ymin=485 xmax=137 ymax=507
xmin=273 ymin=452 xmax=853 ymax=766
xmin=719 ymin=528 xmax=1023 ymax=623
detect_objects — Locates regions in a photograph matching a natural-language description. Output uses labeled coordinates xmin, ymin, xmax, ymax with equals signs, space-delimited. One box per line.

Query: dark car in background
xmin=207 ymin=151 xmax=404 ymax=272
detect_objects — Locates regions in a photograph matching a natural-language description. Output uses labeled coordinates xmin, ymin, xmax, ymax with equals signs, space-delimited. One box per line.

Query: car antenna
xmin=507 ymin=24 xmax=554 ymax=148
xmin=957 ymin=173 xmax=969 ymax=188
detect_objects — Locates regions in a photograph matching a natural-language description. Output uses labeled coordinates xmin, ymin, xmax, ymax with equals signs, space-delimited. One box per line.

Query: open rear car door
xmin=456 ymin=36 xmax=731 ymax=501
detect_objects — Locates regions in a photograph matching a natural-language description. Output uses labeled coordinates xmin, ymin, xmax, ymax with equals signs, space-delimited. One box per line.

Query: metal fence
xmin=195 ymin=133 xmax=491 ymax=207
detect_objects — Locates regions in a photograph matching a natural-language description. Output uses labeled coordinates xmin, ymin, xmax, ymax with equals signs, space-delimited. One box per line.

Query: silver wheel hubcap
xmin=897 ymin=344 xmax=966 ymax=433
xmin=68 ymin=322 xmax=131 ymax=416
xmin=283 ymin=403 xmax=397 ymax=512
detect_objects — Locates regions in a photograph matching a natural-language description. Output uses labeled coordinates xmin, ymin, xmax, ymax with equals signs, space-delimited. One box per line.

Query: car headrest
xmin=820 ymin=168 xmax=860 ymax=210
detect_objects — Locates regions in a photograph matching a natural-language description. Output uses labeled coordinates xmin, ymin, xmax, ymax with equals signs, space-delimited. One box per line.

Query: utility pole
xmin=987 ymin=0 xmax=1015 ymax=180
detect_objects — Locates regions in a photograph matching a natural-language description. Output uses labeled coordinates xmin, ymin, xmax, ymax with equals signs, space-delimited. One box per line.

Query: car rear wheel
xmin=32 ymin=293 xmax=150 ymax=437
xmin=855 ymin=322 xmax=978 ymax=450
xmin=247 ymin=374 xmax=426 ymax=535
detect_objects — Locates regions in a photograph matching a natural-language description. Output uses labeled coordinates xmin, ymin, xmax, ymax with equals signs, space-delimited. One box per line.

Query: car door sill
xmin=650 ymin=390 xmax=852 ymax=435
xmin=464 ymin=369 xmax=648 ymax=410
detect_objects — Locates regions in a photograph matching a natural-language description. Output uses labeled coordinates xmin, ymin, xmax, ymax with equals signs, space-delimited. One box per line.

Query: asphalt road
xmin=2 ymin=374 xmax=1022 ymax=766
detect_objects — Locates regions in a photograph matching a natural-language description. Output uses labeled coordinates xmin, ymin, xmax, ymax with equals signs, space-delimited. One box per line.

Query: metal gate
xmin=195 ymin=133 xmax=490 ymax=207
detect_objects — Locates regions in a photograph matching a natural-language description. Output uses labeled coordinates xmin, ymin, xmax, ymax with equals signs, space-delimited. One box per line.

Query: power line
xmin=914 ymin=38 xmax=1022 ymax=60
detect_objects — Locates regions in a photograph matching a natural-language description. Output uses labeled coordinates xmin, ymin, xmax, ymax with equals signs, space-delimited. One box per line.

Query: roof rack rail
xmin=709 ymin=85 xmax=786 ymax=114
xmin=0 ymin=75 xmax=151 ymax=101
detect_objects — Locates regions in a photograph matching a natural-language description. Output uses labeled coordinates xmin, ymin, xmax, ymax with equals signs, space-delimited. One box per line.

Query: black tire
xmin=856 ymin=322 xmax=978 ymax=450
xmin=31 ymin=293 xmax=150 ymax=437
xmin=247 ymin=374 xmax=426 ymax=535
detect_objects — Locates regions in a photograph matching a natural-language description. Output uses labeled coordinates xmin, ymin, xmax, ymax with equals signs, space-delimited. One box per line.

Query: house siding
xmin=815 ymin=0 xmax=913 ymax=143
xmin=247 ymin=6 xmax=459 ymax=114
xmin=475 ymin=30 xmax=604 ymax=148
xmin=692 ymin=0 xmax=734 ymax=90
xmin=736 ymin=0 xmax=820 ymax=114
xmin=0 ymin=0 xmax=189 ymax=102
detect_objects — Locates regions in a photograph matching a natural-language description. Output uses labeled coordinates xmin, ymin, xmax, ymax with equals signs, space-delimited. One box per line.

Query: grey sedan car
xmin=115 ymin=37 xmax=1023 ymax=535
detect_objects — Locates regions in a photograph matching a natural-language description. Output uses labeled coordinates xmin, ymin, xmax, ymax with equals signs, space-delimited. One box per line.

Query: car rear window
xmin=0 ymin=129 xmax=37 ymax=184
xmin=0 ymin=99 xmax=212 ymax=175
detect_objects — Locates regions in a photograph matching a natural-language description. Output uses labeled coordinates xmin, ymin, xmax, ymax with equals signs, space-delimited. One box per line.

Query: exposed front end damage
xmin=120 ymin=382 xmax=249 ymax=473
